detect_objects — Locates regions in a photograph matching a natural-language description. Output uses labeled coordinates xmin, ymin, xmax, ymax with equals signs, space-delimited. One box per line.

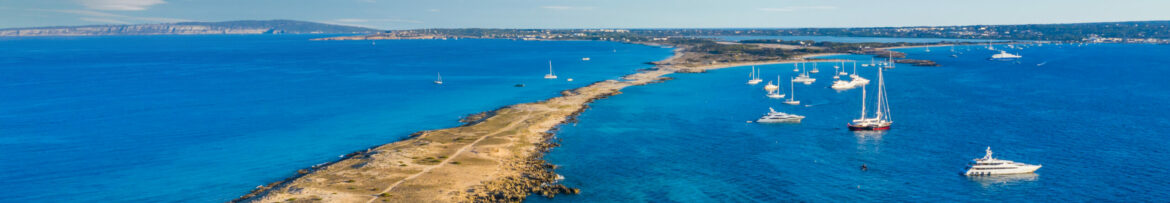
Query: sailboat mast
xmin=860 ymin=84 xmax=867 ymax=119
xmin=875 ymin=68 xmax=886 ymax=120
xmin=880 ymin=68 xmax=892 ymax=122
xmin=790 ymin=77 xmax=795 ymax=99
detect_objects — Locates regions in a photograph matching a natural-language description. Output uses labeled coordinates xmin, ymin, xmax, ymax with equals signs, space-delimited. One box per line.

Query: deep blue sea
xmin=533 ymin=43 xmax=1170 ymax=202
xmin=0 ymin=35 xmax=671 ymax=202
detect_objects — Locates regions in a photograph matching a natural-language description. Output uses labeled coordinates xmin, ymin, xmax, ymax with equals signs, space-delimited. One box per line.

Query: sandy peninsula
xmin=234 ymin=48 xmax=841 ymax=203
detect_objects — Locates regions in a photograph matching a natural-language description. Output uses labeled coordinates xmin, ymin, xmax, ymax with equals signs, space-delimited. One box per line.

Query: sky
xmin=2 ymin=0 xmax=1170 ymax=29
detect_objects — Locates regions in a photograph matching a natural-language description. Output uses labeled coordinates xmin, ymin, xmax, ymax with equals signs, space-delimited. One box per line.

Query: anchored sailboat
xmin=784 ymin=77 xmax=800 ymax=105
xmin=792 ymin=62 xmax=816 ymax=84
xmin=433 ymin=72 xmax=443 ymax=84
xmin=544 ymin=60 xmax=558 ymax=79
xmin=747 ymin=66 xmax=763 ymax=85
xmin=847 ymin=68 xmax=892 ymax=131
xmin=765 ymin=75 xmax=784 ymax=99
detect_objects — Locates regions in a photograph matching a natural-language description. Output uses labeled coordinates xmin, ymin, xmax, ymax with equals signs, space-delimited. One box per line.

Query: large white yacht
xmin=964 ymin=147 xmax=1042 ymax=176
xmin=757 ymin=107 xmax=804 ymax=123
xmin=988 ymin=51 xmax=1022 ymax=61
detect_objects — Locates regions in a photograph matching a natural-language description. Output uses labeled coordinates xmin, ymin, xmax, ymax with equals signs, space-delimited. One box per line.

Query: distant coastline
xmin=0 ymin=20 xmax=378 ymax=37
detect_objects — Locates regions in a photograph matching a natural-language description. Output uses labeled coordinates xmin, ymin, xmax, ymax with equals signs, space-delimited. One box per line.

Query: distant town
xmin=3 ymin=20 xmax=1169 ymax=44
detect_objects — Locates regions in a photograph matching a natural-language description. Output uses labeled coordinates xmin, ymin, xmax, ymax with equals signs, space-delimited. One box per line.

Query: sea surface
xmin=534 ymin=43 xmax=1170 ymax=202
xmin=708 ymin=35 xmax=1006 ymax=43
xmin=0 ymin=35 xmax=672 ymax=202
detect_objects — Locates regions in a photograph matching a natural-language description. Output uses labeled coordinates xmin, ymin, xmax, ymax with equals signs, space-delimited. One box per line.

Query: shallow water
xmin=534 ymin=43 xmax=1170 ymax=202
xmin=0 ymin=35 xmax=671 ymax=202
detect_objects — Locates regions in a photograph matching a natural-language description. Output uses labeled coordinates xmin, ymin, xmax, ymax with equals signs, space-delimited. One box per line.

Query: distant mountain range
xmin=0 ymin=20 xmax=383 ymax=37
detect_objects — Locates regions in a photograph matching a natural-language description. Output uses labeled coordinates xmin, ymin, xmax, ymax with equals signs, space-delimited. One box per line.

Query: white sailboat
xmin=433 ymin=72 xmax=443 ymax=84
xmin=544 ymin=60 xmax=558 ymax=79
xmin=792 ymin=62 xmax=816 ymax=84
xmin=849 ymin=61 xmax=869 ymax=86
xmin=792 ymin=63 xmax=799 ymax=72
xmin=765 ymin=75 xmax=784 ymax=99
xmin=838 ymin=61 xmax=849 ymax=76
xmin=847 ymin=68 xmax=892 ymax=131
xmin=833 ymin=65 xmax=840 ymax=80
xmin=810 ymin=63 xmax=820 ymax=74
xmin=747 ymin=66 xmax=763 ymax=85
xmin=784 ymin=78 xmax=800 ymax=105
xmin=882 ymin=52 xmax=897 ymax=69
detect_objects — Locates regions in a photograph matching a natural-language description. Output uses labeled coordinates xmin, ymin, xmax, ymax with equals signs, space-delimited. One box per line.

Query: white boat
xmin=792 ymin=63 xmax=816 ymax=84
xmin=964 ymin=147 xmax=1042 ymax=176
xmin=765 ymin=76 xmax=784 ymax=99
xmin=757 ymin=107 xmax=804 ymax=123
xmin=544 ymin=60 xmax=558 ymax=79
xmin=581 ymin=57 xmax=590 ymax=61
xmin=792 ymin=63 xmax=799 ymax=72
xmin=831 ymin=79 xmax=853 ymax=90
xmin=989 ymin=51 xmax=1022 ymax=61
xmin=881 ymin=53 xmax=896 ymax=69
xmin=784 ymin=78 xmax=800 ymax=105
xmin=433 ymin=72 xmax=443 ymax=84
xmin=847 ymin=68 xmax=892 ymax=131
xmin=809 ymin=63 xmax=820 ymax=74
xmin=924 ymin=47 xmax=931 ymax=52
xmin=849 ymin=62 xmax=869 ymax=86
xmin=747 ymin=66 xmax=763 ymax=85
xmin=837 ymin=62 xmax=848 ymax=76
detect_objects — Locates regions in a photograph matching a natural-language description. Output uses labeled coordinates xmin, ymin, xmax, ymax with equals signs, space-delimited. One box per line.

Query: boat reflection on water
xmin=966 ymin=173 xmax=1039 ymax=187
xmin=853 ymin=131 xmax=886 ymax=141
xmin=853 ymin=131 xmax=885 ymax=147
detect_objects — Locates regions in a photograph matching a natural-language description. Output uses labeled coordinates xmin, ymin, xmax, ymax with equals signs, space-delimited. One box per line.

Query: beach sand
xmin=238 ymin=49 xmax=841 ymax=203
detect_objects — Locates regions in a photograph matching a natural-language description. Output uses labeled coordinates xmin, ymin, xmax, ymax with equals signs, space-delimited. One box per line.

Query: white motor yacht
xmin=989 ymin=51 xmax=1022 ymax=61
xmin=964 ymin=147 xmax=1042 ymax=176
xmin=757 ymin=107 xmax=804 ymax=123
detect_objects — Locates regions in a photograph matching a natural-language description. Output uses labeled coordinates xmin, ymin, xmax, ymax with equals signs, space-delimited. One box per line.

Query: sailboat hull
xmin=847 ymin=123 xmax=891 ymax=131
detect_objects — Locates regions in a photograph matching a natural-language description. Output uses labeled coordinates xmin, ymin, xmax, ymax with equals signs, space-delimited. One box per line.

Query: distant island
xmin=0 ymin=20 xmax=380 ymax=37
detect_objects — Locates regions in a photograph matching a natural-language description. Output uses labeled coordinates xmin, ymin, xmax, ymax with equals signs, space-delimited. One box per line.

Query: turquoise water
xmin=708 ymin=35 xmax=1007 ymax=43
xmin=0 ymin=35 xmax=671 ymax=202
xmin=534 ymin=44 xmax=1170 ymax=201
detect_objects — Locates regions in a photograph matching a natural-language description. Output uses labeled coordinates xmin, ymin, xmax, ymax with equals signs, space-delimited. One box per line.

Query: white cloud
xmin=542 ymin=6 xmax=594 ymax=10
xmin=79 ymin=0 xmax=167 ymax=11
xmin=38 ymin=9 xmax=189 ymax=23
xmin=80 ymin=17 xmax=131 ymax=24
xmin=758 ymin=6 xmax=837 ymax=12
